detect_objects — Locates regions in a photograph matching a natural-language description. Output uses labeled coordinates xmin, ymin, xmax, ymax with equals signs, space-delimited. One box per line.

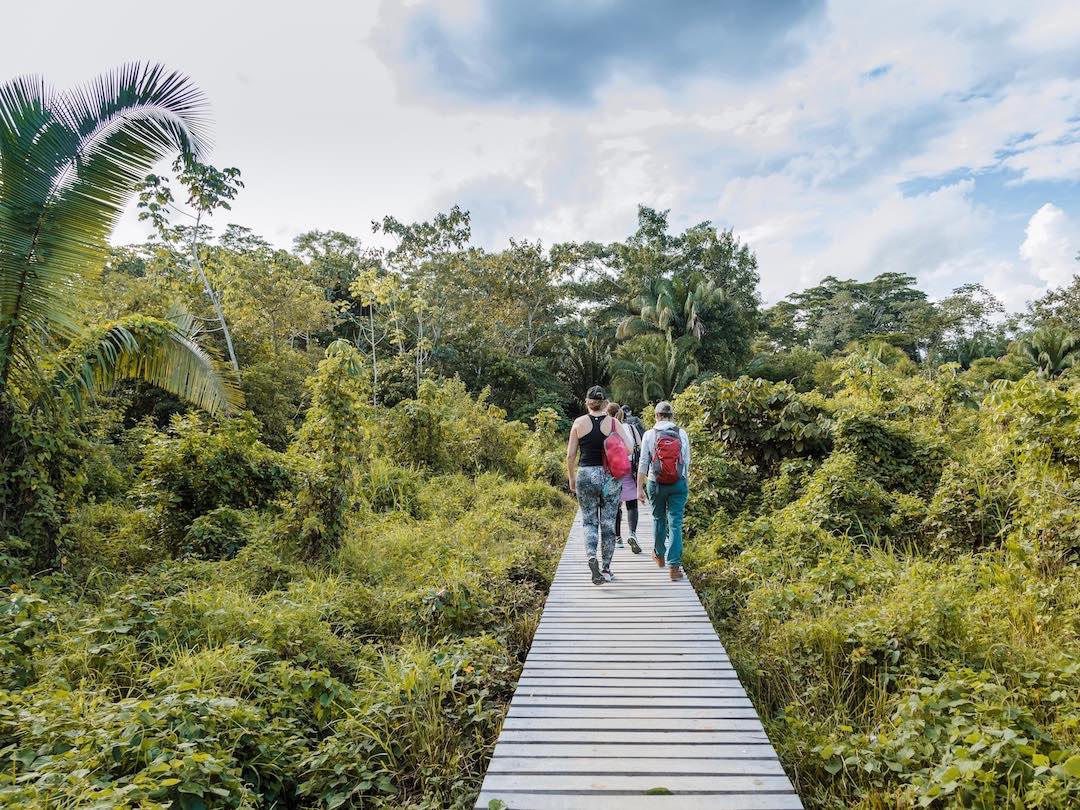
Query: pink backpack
xmin=603 ymin=424 xmax=631 ymax=479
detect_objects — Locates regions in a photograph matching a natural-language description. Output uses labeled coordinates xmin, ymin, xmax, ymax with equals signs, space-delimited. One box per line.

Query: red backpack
xmin=654 ymin=427 xmax=684 ymax=484
xmin=603 ymin=423 xmax=632 ymax=479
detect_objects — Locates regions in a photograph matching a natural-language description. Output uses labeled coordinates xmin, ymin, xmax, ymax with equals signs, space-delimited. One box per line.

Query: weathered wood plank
xmin=501 ymin=717 xmax=766 ymax=731
xmin=496 ymin=730 xmax=771 ymax=744
xmin=506 ymin=707 xmax=758 ymax=718
xmin=509 ymin=696 xmax=754 ymax=707
xmin=474 ymin=793 xmax=803 ymax=810
xmin=486 ymin=756 xmax=788 ymax=774
xmin=480 ymin=774 xmax=796 ymax=792
xmin=491 ymin=742 xmax=782 ymax=758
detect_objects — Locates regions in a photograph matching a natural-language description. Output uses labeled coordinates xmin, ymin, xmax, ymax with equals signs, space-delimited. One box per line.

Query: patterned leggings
xmin=576 ymin=466 xmax=619 ymax=570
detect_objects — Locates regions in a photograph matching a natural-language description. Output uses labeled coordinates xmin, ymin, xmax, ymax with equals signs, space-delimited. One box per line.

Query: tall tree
xmin=374 ymin=206 xmax=471 ymax=388
xmin=778 ymin=273 xmax=933 ymax=356
xmin=607 ymin=206 xmax=761 ymax=377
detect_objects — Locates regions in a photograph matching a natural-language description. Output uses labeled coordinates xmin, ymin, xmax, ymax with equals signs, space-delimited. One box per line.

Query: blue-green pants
xmin=648 ymin=478 xmax=688 ymax=565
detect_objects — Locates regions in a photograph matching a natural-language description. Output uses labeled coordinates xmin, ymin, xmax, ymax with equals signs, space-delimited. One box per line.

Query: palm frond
xmin=51 ymin=313 xmax=242 ymax=416
xmin=1 ymin=63 xmax=209 ymax=392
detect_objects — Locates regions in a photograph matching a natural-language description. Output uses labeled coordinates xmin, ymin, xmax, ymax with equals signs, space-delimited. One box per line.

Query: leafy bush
xmin=685 ymin=376 xmax=833 ymax=470
xmin=137 ymin=412 xmax=292 ymax=543
xmin=62 ymin=501 xmax=161 ymax=577
xmin=183 ymin=506 xmax=262 ymax=560
xmin=381 ymin=379 xmax=527 ymax=477
xmin=833 ymin=411 xmax=946 ymax=495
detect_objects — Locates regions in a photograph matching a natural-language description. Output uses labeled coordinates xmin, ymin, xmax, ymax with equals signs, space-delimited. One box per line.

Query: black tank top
xmin=579 ymin=414 xmax=610 ymax=467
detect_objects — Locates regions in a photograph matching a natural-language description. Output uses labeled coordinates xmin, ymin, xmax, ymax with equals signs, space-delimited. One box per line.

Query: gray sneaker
xmin=588 ymin=558 xmax=604 ymax=585
xmin=601 ymin=567 xmax=614 ymax=582
xmin=615 ymin=536 xmax=625 ymax=547
xmin=627 ymin=534 xmax=641 ymax=554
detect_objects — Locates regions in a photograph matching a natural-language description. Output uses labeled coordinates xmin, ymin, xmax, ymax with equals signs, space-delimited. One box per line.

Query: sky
xmin=5 ymin=0 xmax=1080 ymax=309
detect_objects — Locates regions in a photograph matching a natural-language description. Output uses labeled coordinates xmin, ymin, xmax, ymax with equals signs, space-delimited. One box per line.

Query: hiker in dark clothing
xmin=567 ymin=386 xmax=634 ymax=584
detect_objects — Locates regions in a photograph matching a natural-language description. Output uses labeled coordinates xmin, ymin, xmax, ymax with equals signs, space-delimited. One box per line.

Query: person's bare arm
xmin=566 ymin=419 xmax=580 ymax=495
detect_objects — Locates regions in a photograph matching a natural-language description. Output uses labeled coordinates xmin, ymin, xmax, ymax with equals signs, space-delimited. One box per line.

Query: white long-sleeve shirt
xmin=637 ymin=420 xmax=691 ymax=482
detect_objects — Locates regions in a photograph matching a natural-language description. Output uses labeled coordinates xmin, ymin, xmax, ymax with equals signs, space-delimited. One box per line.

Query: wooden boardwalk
xmin=475 ymin=503 xmax=802 ymax=810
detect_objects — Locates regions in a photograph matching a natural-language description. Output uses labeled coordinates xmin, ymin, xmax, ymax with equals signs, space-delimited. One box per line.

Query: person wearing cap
xmin=636 ymin=401 xmax=691 ymax=581
xmin=566 ymin=385 xmax=633 ymax=584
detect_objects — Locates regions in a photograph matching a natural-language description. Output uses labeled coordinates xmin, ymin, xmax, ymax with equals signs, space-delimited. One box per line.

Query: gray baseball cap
xmin=655 ymin=400 xmax=673 ymax=416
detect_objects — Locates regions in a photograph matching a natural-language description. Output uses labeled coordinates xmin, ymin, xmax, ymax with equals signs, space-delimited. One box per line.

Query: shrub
xmin=925 ymin=455 xmax=1018 ymax=551
xmin=688 ymin=376 xmax=833 ymax=470
xmin=61 ymin=501 xmax=161 ymax=577
xmin=182 ymin=506 xmax=262 ymax=561
xmin=791 ymin=451 xmax=894 ymax=541
xmin=137 ymin=412 xmax=292 ymax=544
xmin=381 ymin=379 xmax=528 ymax=477
xmin=833 ymin=411 xmax=946 ymax=495
xmin=357 ymin=458 xmax=425 ymax=518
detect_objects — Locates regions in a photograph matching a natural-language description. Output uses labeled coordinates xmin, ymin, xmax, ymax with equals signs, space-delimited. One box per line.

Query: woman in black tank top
xmin=566 ymin=386 xmax=631 ymax=584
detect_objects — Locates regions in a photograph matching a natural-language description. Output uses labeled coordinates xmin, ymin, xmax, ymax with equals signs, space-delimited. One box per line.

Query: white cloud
xmin=1020 ymin=203 xmax=1076 ymax=288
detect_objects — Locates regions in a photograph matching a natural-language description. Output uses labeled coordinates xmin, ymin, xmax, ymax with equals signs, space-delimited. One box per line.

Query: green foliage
xmin=689 ymin=376 xmax=833 ymax=469
xmin=137 ymin=412 xmax=292 ymax=547
xmin=287 ymin=341 xmax=370 ymax=557
xmin=0 ymin=435 xmax=573 ymax=810
xmin=833 ymin=411 xmax=946 ymax=495
xmin=381 ymin=378 xmax=527 ymax=477
xmin=745 ymin=347 xmax=825 ymax=391
xmin=682 ymin=363 xmax=1080 ymax=808
xmin=1014 ymin=325 xmax=1080 ymax=379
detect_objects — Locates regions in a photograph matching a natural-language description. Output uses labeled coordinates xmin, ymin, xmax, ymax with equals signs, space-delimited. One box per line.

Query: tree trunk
xmin=189 ymin=213 xmax=239 ymax=372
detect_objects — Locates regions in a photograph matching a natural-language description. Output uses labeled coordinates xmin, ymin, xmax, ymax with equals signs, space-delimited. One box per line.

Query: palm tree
xmin=1 ymin=64 xmax=241 ymax=570
xmin=559 ymin=325 xmax=612 ymax=406
xmin=612 ymin=334 xmax=699 ymax=407
xmin=1015 ymin=326 xmax=1079 ymax=379
xmin=0 ymin=63 xmax=241 ymax=416
xmin=616 ymin=275 xmax=727 ymax=345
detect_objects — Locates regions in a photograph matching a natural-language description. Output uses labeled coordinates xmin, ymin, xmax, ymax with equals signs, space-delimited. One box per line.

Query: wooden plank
xmin=486 ymin=757 xmax=788 ymax=774
xmin=480 ymin=774 xmax=796 ymax=792
xmin=517 ymin=678 xmax=743 ymax=687
xmin=523 ymin=653 xmax=730 ymax=659
xmin=506 ymin=707 xmax=758 ymax=718
xmin=491 ymin=742 xmax=783 ymax=758
xmin=521 ymin=665 xmax=735 ymax=674
xmin=509 ymin=696 xmax=755 ymax=708
xmin=474 ymin=793 xmax=803 ymax=810
xmin=501 ymin=718 xmax=766 ymax=732
xmin=512 ymin=689 xmax=749 ymax=698
xmin=496 ymin=731 xmax=771 ymax=744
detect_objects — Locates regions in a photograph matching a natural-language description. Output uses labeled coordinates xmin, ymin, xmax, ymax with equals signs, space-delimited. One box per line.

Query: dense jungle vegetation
xmin=2 ymin=65 xmax=1079 ymax=808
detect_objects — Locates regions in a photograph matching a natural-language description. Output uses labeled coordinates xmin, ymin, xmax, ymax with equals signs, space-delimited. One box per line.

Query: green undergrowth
xmin=0 ymin=365 xmax=575 ymax=809
xmin=678 ymin=358 xmax=1080 ymax=808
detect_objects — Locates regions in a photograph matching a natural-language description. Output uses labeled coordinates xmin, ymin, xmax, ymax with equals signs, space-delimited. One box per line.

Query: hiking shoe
xmin=601 ymin=567 xmax=614 ymax=582
xmin=651 ymin=551 xmax=665 ymax=567
xmin=588 ymin=558 xmax=604 ymax=585
xmin=669 ymin=564 xmax=684 ymax=581
xmin=615 ymin=536 xmax=624 ymax=547
xmin=627 ymin=535 xmax=641 ymax=554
